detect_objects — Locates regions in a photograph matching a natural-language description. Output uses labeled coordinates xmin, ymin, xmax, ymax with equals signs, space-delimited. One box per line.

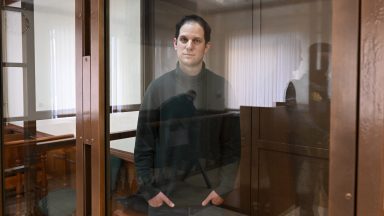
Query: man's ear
xmin=204 ymin=42 xmax=212 ymax=54
xmin=173 ymin=38 xmax=177 ymax=50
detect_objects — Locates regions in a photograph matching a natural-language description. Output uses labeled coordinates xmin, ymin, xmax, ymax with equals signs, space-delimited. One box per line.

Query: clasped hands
xmin=147 ymin=190 xmax=224 ymax=208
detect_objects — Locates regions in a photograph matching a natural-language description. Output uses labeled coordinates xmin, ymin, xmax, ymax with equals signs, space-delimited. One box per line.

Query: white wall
xmin=209 ymin=0 xmax=332 ymax=108
xmin=110 ymin=0 xmax=141 ymax=106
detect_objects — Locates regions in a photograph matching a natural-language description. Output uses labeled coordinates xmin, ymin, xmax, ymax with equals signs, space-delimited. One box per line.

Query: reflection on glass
xmin=256 ymin=0 xmax=331 ymax=215
xmin=108 ymin=0 xmax=142 ymax=215
xmin=34 ymin=0 xmax=76 ymax=114
xmin=2 ymin=0 xmax=77 ymax=215
xmin=109 ymin=5 xmax=244 ymax=216
xmin=108 ymin=0 xmax=331 ymax=216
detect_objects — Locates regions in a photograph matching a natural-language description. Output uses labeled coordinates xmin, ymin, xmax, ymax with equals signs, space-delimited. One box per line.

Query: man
xmin=134 ymin=14 xmax=240 ymax=215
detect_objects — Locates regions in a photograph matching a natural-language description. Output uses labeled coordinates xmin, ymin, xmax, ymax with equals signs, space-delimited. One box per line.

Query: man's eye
xmin=179 ymin=37 xmax=188 ymax=43
xmin=193 ymin=39 xmax=202 ymax=45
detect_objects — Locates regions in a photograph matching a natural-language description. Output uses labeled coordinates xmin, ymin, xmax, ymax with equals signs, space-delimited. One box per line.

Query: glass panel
xmin=2 ymin=10 xmax=23 ymax=63
xmin=3 ymin=67 xmax=24 ymax=118
xmin=34 ymin=0 xmax=76 ymax=114
xmin=2 ymin=0 xmax=77 ymax=215
xmin=108 ymin=0 xmax=142 ymax=214
xmin=256 ymin=0 xmax=331 ymax=215
xmin=108 ymin=0 xmax=331 ymax=216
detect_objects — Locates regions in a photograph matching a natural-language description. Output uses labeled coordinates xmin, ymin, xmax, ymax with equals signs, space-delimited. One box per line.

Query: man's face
xmin=173 ymin=22 xmax=211 ymax=70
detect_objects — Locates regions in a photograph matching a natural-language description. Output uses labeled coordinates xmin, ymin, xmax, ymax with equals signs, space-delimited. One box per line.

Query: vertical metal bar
xmin=83 ymin=56 xmax=91 ymax=144
xmin=251 ymin=107 xmax=260 ymax=215
xmin=251 ymin=0 xmax=260 ymax=213
xmin=141 ymin=0 xmax=154 ymax=93
xmin=21 ymin=0 xmax=37 ymax=214
xmin=75 ymin=0 xmax=85 ymax=214
xmin=329 ymin=0 xmax=360 ymax=215
xmin=84 ymin=0 xmax=90 ymax=56
xmin=104 ymin=0 xmax=111 ymax=214
xmin=239 ymin=106 xmax=252 ymax=214
xmin=0 ymin=2 xmax=4 ymax=215
xmin=83 ymin=56 xmax=92 ymax=215
xmin=21 ymin=0 xmax=36 ymax=136
xmin=85 ymin=144 xmax=92 ymax=215
xmin=90 ymin=0 xmax=106 ymax=214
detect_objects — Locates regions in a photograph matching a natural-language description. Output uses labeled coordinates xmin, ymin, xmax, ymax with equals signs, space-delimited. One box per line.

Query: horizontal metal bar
xmin=4 ymin=105 xmax=141 ymax=122
xmin=4 ymin=165 xmax=25 ymax=174
xmin=36 ymin=137 xmax=76 ymax=152
xmin=2 ymin=5 xmax=23 ymax=12
xmin=2 ymin=62 xmax=26 ymax=68
xmin=109 ymin=130 xmax=136 ymax=141
xmin=111 ymin=104 xmax=140 ymax=112
xmin=4 ymin=116 xmax=25 ymax=122
xmin=4 ymin=110 xmax=76 ymax=122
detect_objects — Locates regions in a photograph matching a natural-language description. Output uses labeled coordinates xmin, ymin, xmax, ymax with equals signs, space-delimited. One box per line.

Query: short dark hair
xmin=175 ymin=14 xmax=211 ymax=43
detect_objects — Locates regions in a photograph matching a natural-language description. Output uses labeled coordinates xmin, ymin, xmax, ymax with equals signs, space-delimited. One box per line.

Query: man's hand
xmin=148 ymin=192 xmax=175 ymax=208
xmin=202 ymin=190 xmax=224 ymax=206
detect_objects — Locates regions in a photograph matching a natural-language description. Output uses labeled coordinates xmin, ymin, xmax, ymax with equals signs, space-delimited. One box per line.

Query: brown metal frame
xmin=90 ymin=0 xmax=106 ymax=214
xmin=76 ymin=0 xmax=106 ymax=214
xmin=358 ymin=0 xmax=384 ymax=215
xmin=75 ymin=0 xmax=85 ymax=214
xmin=141 ymin=0 xmax=155 ymax=93
xmin=329 ymin=0 xmax=360 ymax=215
xmin=0 ymin=4 xmax=3 ymax=215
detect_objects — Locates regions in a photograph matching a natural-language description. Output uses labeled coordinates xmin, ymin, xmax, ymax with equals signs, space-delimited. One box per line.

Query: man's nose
xmin=186 ymin=40 xmax=193 ymax=49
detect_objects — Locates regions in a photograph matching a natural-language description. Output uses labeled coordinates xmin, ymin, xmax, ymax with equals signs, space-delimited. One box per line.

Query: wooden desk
xmin=110 ymin=137 xmax=135 ymax=162
xmin=110 ymin=137 xmax=137 ymax=195
xmin=109 ymin=138 xmax=145 ymax=216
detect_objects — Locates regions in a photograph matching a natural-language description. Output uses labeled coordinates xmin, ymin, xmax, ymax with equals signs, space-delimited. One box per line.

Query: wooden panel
xmin=258 ymin=149 xmax=328 ymax=216
xmin=328 ymin=0 xmax=359 ymax=215
xmin=259 ymin=107 xmax=291 ymax=144
xmin=260 ymin=103 xmax=330 ymax=148
xmin=258 ymin=150 xmax=295 ymax=216
xmin=223 ymin=107 xmax=252 ymax=214
xmin=252 ymin=102 xmax=330 ymax=216
xmin=358 ymin=0 xmax=384 ymax=215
